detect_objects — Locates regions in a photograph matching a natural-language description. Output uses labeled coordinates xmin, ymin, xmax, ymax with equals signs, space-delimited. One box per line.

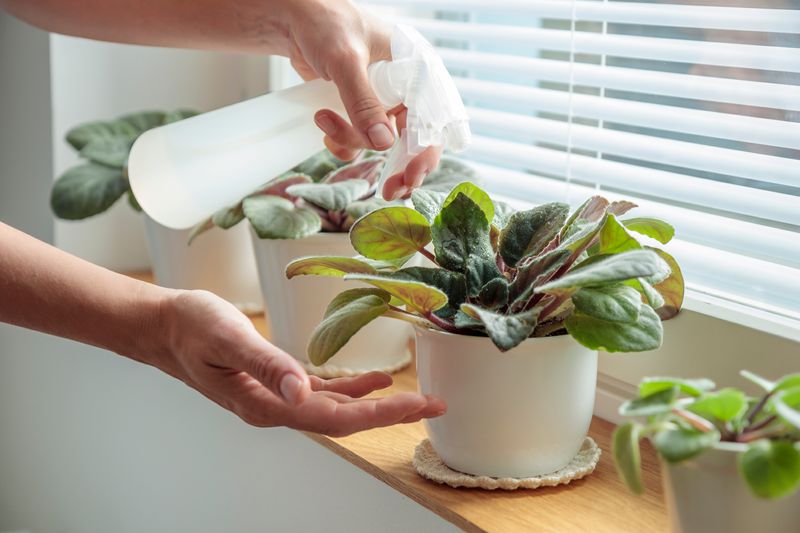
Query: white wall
xmin=50 ymin=36 xmax=269 ymax=271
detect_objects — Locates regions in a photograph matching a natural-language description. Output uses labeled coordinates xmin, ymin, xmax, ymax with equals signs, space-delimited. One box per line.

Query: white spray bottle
xmin=128 ymin=25 xmax=470 ymax=230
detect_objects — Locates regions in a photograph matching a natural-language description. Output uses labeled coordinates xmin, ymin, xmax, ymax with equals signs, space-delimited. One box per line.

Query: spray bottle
xmin=128 ymin=25 xmax=470 ymax=230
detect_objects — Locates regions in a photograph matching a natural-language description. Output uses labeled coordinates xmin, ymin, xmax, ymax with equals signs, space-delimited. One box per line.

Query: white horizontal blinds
xmin=362 ymin=0 xmax=800 ymax=318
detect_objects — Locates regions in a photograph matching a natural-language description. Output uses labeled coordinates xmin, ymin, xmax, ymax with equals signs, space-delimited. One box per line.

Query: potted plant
xmin=288 ymin=181 xmax=683 ymax=477
xmin=190 ymin=150 xmax=467 ymax=376
xmin=50 ymin=110 xmax=263 ymax=313
xmin=613 ymin=371 xmax=800 ymax=533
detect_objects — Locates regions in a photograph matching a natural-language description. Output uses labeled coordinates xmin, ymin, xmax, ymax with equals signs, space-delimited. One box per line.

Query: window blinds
xmin=362 ymin=0 xmax=800 ymax=325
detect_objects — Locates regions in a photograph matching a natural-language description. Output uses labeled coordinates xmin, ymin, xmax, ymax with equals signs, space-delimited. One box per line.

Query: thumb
xmin=331 ymin=61 xmax=395 ymax=151
xmin=242 ymin=339 xmax=311 ymax=406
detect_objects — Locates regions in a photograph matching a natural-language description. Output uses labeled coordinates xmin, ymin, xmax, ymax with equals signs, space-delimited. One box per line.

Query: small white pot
xmin=143 ymin=215 xmax=263 ymax=314
xmin=415 ymin=326 xmax=597 ymax=478
xmin=662 ymin=442 xmax=800 ymax=533
xmin=250 ymin=230 xmax=412 ymax=375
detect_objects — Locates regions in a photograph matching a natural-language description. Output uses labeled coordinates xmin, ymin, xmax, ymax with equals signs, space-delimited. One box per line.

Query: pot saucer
xmin=301 ymin=349 xmax=412 ymax=378
xmin=413 ymin=437 xmax=600 ymax=490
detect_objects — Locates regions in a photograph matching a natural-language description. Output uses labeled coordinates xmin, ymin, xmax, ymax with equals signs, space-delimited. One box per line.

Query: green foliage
xmin=243 ymin=195 xmax=321 ymax=239
xmin=350 ymin=207 xmax=431 ymax=261
xmin=614 ymin=371 xmax=800 ymax=500
xmin=51 ymin=109 xmax=199 ymax=220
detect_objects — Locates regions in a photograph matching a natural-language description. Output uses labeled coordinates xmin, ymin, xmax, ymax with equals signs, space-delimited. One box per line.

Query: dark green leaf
xmin=492 ymin=200 xmax=516 ymax=229
xmin=50 ymin=163 xmax=128 ymax=220
xmin=79 ymin=136 xmax=134 ymax=167
xmin=350 ymin=206 xmax=432 ymax=260
xmin=612 ymin=422 xmax=645 ymax=495
xmin=118 ymin=111 xmax=166 ymax=133
xmin=508 ymin=249 xmax=570 ymax=305
xmin=127 ymin=190 xmax=142 ymax=212
xmin=653 ymin=427 xmax=720 ymax=463
xmin=243 ymin=195 xmax=321 ymax=239
xmin=572 ymin=284 xmax=642 ymax=323
xmin=285 ymin=256 xmax=378 ymax=279
xmin=566 ymin=304 xmax=663 ymax=353
xmin=431 ymin=193 xmax=495 ymax=273
xmin=623 ymin=217 xmax=675 ymax=245
xmin=441 ymin=182 xmax=494 ymax=224
xmin=620 ymin=386 xmax=679 ymax=417
xmin=479 ymin=277 xmax=509 ymax=309
xmin=460 ymin=304 xmax=539 ymax=352
xmin=286 ymin=179 xmax=369 ymax=212
xmin=307 ymin=288 xmax=391 ymax=365
xmin=65 ymin=120 xmax=138 ymax=151
xmin=388 ymin=267 xmax=466 ymax=318
xmin=162 ymin=109 xmax=200 ymax=124
xmin=739 ymin=440 xmax=800 ymax=499
xmin=499 ymin=202 xmax=570 ymax=267
xmin=466 ymin=255 xmax=503 ymax=298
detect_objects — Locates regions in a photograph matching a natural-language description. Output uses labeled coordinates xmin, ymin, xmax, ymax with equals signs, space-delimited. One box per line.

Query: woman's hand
xmin=156 ymin=290 xmax=445 ymax=436
xmin=285 ymin=0 xmax=441 ymax=200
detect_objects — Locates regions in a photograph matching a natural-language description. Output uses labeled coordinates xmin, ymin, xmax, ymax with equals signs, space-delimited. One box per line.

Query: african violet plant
xmin=614 ymin=371 xmax=800 ymax=499
xmin=188 ymin=151 xmax=469 ymax=244
xmin=50 ymin=109 xmax=198 ymax=220
xmin=285 ymin=181 xmax=684 ymax=365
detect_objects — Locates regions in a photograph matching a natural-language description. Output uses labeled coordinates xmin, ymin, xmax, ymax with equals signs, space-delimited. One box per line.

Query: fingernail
xmin=367 ymin=123 xmax=394 ymax=149
xmin=279 ymin=374 xmax=302 ymax=406
xmin=315 ymin=114 xmax=337 ymax=136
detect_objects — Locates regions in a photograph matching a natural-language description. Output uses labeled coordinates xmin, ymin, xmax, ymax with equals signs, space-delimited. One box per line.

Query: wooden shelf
xmin=133 ymin=273 xmax=667 ymax=532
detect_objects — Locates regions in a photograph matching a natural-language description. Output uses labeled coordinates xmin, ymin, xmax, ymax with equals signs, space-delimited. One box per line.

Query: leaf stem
xmin=419 ymin=247 xmax=437 ymax=265
xmin=533 ymin=318 xmax=566 ymax=337
xmin=746 ymin=392 xmax=773 ymax=427
xmin=672 ymin=407 xmax=717 ymax=433
xmin=736 ymin=425 xmax=787 ymax=443
xmin=744 ymin=414 xmax=778 ymax=435
xmin=383 ymin=308 xmax=433 ymax=328
xmin=424 ymin=311 xmax=460 ymax=333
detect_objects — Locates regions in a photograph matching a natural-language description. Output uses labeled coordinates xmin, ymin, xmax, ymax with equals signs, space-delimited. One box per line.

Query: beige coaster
xmin=413 ymin=437 xmax=601 ymax=490
xmin=301 ymin=350 xmax=413 ymax=378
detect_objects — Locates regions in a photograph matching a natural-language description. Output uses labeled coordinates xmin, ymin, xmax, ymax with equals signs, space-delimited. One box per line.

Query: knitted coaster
xmin=301 ymin=350 xmax=413 ymax=378
xmin=413 ymin=437 xmax=601 ymax=490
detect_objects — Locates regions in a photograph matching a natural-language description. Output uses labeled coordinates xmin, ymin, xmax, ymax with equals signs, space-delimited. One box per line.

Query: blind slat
xmin=406 ymin=17 xmax=800 ymax=73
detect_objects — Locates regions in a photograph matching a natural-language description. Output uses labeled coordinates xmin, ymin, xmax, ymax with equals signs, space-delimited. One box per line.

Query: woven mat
xmin=301 ymin=350 xmax=412 ymax=378
xmin=413 ymin=437 xmax=601 ymax=490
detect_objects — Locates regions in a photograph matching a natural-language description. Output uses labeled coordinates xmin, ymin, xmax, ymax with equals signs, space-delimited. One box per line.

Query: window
xmin=362 ymin=0 xmax=800 ymax=335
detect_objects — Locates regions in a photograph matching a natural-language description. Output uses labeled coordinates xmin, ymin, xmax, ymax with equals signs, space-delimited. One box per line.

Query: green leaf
xmin=65 ymin=120 xmax=138 ymax=151
xmin=639 ymin=377 xmax=715 ymax=398
xmin=441 ymin=182 xmax=495 ymax=225
xmin=479 ymin=278 xmax=509 ymax=309
xmin=345 ymin=198 xmax=400 ymax=221
xmin=598 ymin=214 xmax=642 ymax=254
xmin=740 ymin=370 xmax=778 ymax=393
xmin=536 ymin=250 xmax=670 ymax=296
xmin=411 ymin=189 xmax=447 ymax=223
xmin=212 ymin=203 xmax=245 ymax=229
xmin=508 ymin=249 xmax=570 ymax=304
xmin=560 ymin=196 xmax=610 ymax=240
xmin=460 ymin=304 xmax=540 ymax=352
xmin=739 ymin=440 xmax=800 ymax=499
xmin=612 ymin=422 xmax=645 ymax=495
xmin=388 ymin=267 xmax=466 ymax=318
xmin=631 ymin=277 xmax=665 ymax=310
xmin=50 ymin=163 xmax=128 ymax=220
xmin=689 ymin=388 xmax=748 ymax=423
xmin=567 ymin=304 xmax=663 ymax=353
xmin=466 ymin=256 xmax=503 ymax=298
xmin=257 ymin=173 xmax=313 ymax=199
xmin=623 ymin=217 xmax=675 ymax=245
xmin=454 ymin=309 xmax=484 ymax=330
xmin=774 ymin=388 xmax=800 ymax=430
xmin=187 ymin=217 xmax=215 ymax=246
xmin=307 ymin=288 xmax=390 ymax=365
xmin=127 ymin=190 xmax=142 ymax=212
xmin=492 ymin=200 xmax=516 ymax=229
xmin=350 ymin=206 xmax=432 ymax=261
xmin=119 ymin=110 xmax=166 ymax=133
xmin=324 ymin=156 xmax=384 ymax=185
xmin=431 ymin=193 xmax=495 ymax=273
xmin=572 ymin=284 xmax=643 ymax=323
xmin=653 ymin=427 xmax=720 ymax=463
xmin=499 ymin=202 xmax=570 ymax=267
xmin=345 ymin=274 xmax=447 ymax=315
xmin=285 ymin=256 xmax=378 ymax=279
xmin=243 ymin=195 xmax=321 ymax=239
xmin=292 ymin=150 xmax=342 ymax=182
xmin=162 ymin=109 xmax=200 ymax=124
xmin=620 ymin=386 xmax=679 ymax=417
xmin=79 ymin=136 xmax=134 ymax=167
xmin=286 ymin=179 xmax=369 ymax=212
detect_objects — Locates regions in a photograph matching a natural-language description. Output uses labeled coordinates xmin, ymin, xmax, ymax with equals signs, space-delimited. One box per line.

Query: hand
xmin=155 ymin=290 xmax=446 ymax=436
xmin=285 ymin=0 xmax=441 ymax=200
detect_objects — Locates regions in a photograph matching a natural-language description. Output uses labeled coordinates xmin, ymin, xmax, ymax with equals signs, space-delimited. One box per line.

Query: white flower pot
xmin=415 ymin=326 xmax=597 ymax=478
xmin=143 ymin=215 xmax=263 ymax=314
xmin=662 ymin=442 xmax=800 ymax=533
xmin=250 ymin=230 xmax=412 ymax=375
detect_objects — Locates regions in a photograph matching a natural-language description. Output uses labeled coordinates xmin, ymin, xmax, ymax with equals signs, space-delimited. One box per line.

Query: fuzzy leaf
xmin=689 ymin=388 xmax=748 ymax=423
xmin=631 ymin=278 xmax=666 ymax=310
xmin=162 ymin=109 xmax=200 ymax=124
xmin=619 ymin=386 xmax=679 ymax=417
xmin=345 ymin=198 xmax=400 ymax=221
xmin=639 ymin=377 xmax=715 ymax=398
xmin=454 ymin=310 xmax=483 ymax=330
xmin=212 ymin=203 xmax=245 ymax=229
xmin=285 ymin=256 xmax=378 ymax=279
xmin=653 ymin=427 xmax=720 ymax=463
xmin=324 ymin=156 xmax=384 ymax=185
xmin=739 ymin=440 xmax=800 ymax=500
xmin=119 ymin=110 xmax=166 ymax=132
xmin=79 ymin=136 xmax=134 ymax=167
xmin=350 ymin=206 xmax=431 ymax=261
xmin=51 ymin=163 xmax=128 ymax=220
xmin=65 ymin=120 xmax=138 ymax=151
xmin=492 ymin=200 xmax=516 ymax=229
xmin=345 ymin=274 xmax=447 ymax=315
xmin=411 ymin=189 xmax=447 ymax=223
xmin=509 ymin=249 xmax=570 ymax=305
xmin=286 ymin=179 xmax=369 ymax=212
xmin=432 ymin=193 xmax=495 ymax=273
xmin=623 ymin=217 xmax=675 ymax=245
xmin=499 ymin=202 xmax=570 ymax=267
xmin=560 ymin=196 xmax=609 ymax=240
xmin=292 ymin=150 xmax=342 ymax=182
xmin=388 ymin=267 xmax=466 ymax=318
xmin=478 ymin=277 xmax=510 ymax=309
xmin=460 ymin=304 xmax=540 ymax=352
xmin=572 ymin=284 xmax=642 ymax=323
xmin=307 ymin=288 xmax=390 ymax=365
xmin=441 ymin=182 xmax=494 ymax=225
xmin=566 ymin=304 xmax=663 ymax=353
xmin=650 ymin=248 xmax=684 ymax=320
xmin=466 ymin=256 xmax=503 ymax=298
xmin=613 ymin=422 xmax=645 ymax=495
xmin=259 ymin=174 xmax=313 ymax=199
xmin=599 ymin=214 xmax=642 ymax=255
xmin=243 ymin=195 xmax=321 ymax=239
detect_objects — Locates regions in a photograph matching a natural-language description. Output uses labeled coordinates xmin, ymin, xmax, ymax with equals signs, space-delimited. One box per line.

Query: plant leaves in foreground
xmin=243 ymin=195 xmax=321 ymax=239
xmin=350 ymin=206 xmax=432 ymax=261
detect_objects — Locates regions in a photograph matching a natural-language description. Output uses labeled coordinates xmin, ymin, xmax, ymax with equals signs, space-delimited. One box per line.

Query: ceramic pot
xmin=415 ymin=326 xmax=597 ymax=478
xmin=250 ymin=230 xmax=412 ymax=375
xmin=143 ymin=215 xmax=262 ymax=314
xmin=662 ymin=442 xmax=800 ymax=533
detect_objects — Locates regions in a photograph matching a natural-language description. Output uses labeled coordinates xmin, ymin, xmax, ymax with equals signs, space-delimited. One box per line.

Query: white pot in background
xmin=662 ymin=442 xmax=800 ymax=533
xmin=143 ymin=215 xmax=263 ymax=314
xmin=415 ymin=326 xmax=597 ymax=478
xmin=250 ymin=230 xmax=412 ymax=375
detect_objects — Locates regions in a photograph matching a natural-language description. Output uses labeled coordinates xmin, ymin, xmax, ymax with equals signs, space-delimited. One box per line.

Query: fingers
xmin=236 ymin=337 xmax=311 ymax=407
xmin=381 ymin=146 xmax=443 ymax=200
xmin=330 ymin=60 xmax=394 ymax=151
xmin=316 ymin=110 xmax=363 ymax=161
xmin=309 ymin=371 xmax=393 ymax=398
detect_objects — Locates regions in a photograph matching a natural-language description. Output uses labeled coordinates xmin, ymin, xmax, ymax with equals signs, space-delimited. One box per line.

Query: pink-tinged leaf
xmin=607 ymin=200 xmax=638 ymax=217
xmin=324 ymin=156 xmax=385 ymax=185
xmin=651 ymin=247 xmax=684 ymax=320
xmin=258 ymin=174 xmax=313 ymax=199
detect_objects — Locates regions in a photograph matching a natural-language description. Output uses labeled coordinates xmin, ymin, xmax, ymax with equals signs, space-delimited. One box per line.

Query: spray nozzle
xmin=368 ymin=25 xmax=471 ymax=194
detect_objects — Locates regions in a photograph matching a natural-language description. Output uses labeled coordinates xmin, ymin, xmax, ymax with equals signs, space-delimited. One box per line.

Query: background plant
xmin=50 ymin=109 xmax=199 ymax=220
xmin=613 ymin=371 xmax=800 ymax=499
xmin=188 ymin=151 xmax=470 ymax=243
xmin=286 ymin=181 xmax=684 ymax=364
